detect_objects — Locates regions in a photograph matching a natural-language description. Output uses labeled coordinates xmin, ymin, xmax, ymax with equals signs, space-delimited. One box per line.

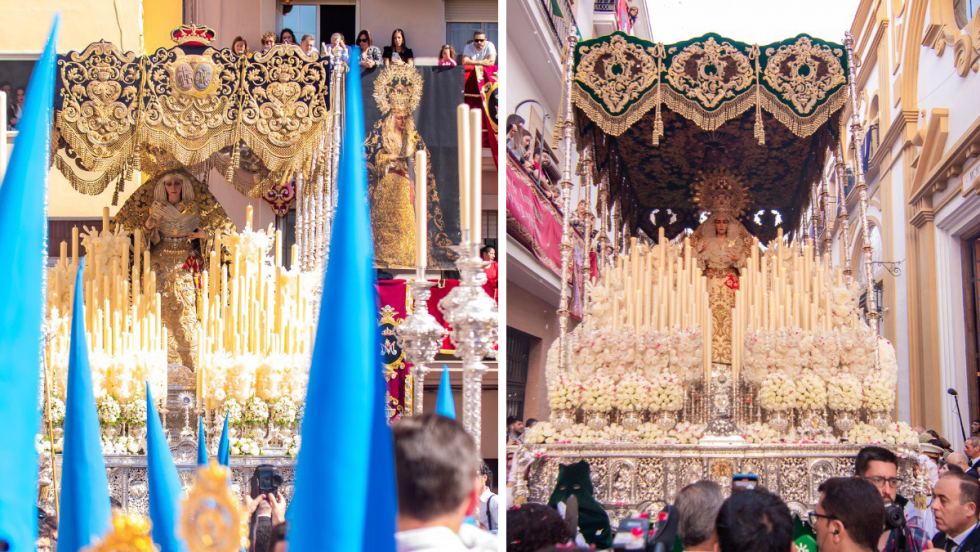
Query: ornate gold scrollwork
xmin=763 ymin=36 xmax=846 ymax=115
xmin=666 ymin=36 xmax=753 ymax=109
xmin=83 ymin=514 xmax=156 ymax=552
xmin=179 ymin=463 xmax=246 ymax=552
xmin=575 ymin=34 xmax=660 ymax=115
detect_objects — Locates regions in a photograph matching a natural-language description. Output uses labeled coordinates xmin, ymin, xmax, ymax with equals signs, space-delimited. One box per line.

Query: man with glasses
xmin=810 ymin=477 xmax=886 ymax=552
xmin=856 ymin=446 xmax=931 ymax=552
xmin=928 ymin=472 xmax=980 ymax=552
xmin=462 ymin=31 xmax=496 ymax=67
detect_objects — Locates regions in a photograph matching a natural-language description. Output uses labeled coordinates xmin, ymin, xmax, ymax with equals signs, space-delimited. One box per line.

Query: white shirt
xmin=463 ymin=41 xmax=496 ymax=62
xmin=458 ymin=524 xmax=497 ymax=552
xmin=947 ymin=520 xmax=980 ymax=551
xmin=396 ymin=527 xmax=468 ymax=552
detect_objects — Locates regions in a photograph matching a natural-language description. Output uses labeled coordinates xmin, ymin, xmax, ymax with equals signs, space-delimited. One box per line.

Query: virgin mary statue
xmin=689 ymin=173 xmax=752 ymax=364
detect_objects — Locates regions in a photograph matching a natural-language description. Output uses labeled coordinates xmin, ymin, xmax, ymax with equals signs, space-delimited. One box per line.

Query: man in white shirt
xmin=462 ymin=31 xmax=496 ymax=66
xmin=394 ymin=414 xmax=496 ymax=552
xmin=476 ymin=461 xmax=499 ymax=534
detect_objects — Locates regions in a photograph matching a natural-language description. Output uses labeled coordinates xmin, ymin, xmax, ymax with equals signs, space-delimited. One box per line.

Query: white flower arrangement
xmin=743 ymin=422 xmax=779 ymax=444
xmin=227 ymin=354 xmax=259 ymax=404
xmin=548 ymin=373 xmax=583 ymax=411
xmin=285 ymin=435 xmax=301 ymax=457
xmin=809 ymin=331 xmax=841 ymax=380
xmin=230 ymin=437 xmax=262 ymax=456
xmin=830 ymin=284 xmax=860 ymax=326
xmin=243 ymin=398 xmax=269 ymax=425
xmin=669 ymin=326 xmax=703 ymax=384
xmin=270 ymin=398 xmax=298 ymax=426
xmin=862 ymin=370 xmax=896 ymax=412
xmin=877 ymin=337 xmax=899 ymax=382
xmin=759 ymin=372 xmax=797 ymax=411
xmin=284 ymin=354 xmax=310 ymax=404
xmin=648 ymin=372 xmax=684 ymax=412
xmin=256 ymin=354 xmax=286 ymax=402
xmin=636 ymin=422 xmax=666 ymax=444
xmin=120 ymin=399 xmax=147 ymax=426
xmin=667 ymin=422 xmax=704 ymax=444
xmin=219 ymin=399 xmax=244 ymax=426
xmin=846 ymin=422 xmax=885 ymax=444
xmin=637 ymin=329 xmax=670 ymax=379
xmin=839 ymin=325 xmax=875 ymax=379
xmin=796 ymin=371 xmax=827 ymax=410
xmin=613 ymin=373 xmax=652 ymax=412
xmin=882 ymin=422 xmax=918 ymax=445
xmin=742 ymin=329 xmax=772 ymax=385
xmin=827 ymin=375 xmax=863 ymax=411
xmin=46 ymin=397 xmax=66 ymax=426
xmin=770 ymin=327 xmax=810 ymax=379
xmin=581 ymin=373 xmax=615 ymax=412
xmin=98 ymin=395 xmax=121 ymax=425
xmin=608 ymin=329 xmax=637 ymax=379
xmin=115 ymin=435 xmax=143 ymax=455
xmin=36 ymin=433 xmax=63 ymax=455
xmin=525 ymin=421 xmax=558 ymax=445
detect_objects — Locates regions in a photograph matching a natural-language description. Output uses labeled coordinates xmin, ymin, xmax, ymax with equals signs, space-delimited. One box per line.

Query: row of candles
xmin=593 ymin=230 xmax=713 ymax=378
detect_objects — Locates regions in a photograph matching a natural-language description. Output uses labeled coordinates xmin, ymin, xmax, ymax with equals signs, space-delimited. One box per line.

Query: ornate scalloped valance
xmin=53 ymin=40 xmax=333 ymax=203
xmin=572 ymin=32 xmax=848 ymax=140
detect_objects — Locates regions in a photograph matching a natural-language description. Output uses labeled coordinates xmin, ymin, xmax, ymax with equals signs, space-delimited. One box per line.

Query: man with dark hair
xmin=855 ymin=446 xmax=931 ymax=552
xmin=972 ymin=420 xmax=980 ymax=437
xmin=716 ymin=488 xmax=793 ymax=552
xmin=475 ymin=461 xmax=499 ymax=534
xmin=812 ymin=477 xmax=885 ymax=552
xmin=507 ymin=416 xmax=524 ymax=445
xmin=507 ymin=503 xmax=571 ymax=552
xmin=964 ymin=437 xmax=980 ymax=477
xmin=675 ymin=480 xmax=724 ymax=551
xmin=928 ymin=472 xmax=980 ymax=552
xmin=393 ymin=413 xmax=489 ymax=551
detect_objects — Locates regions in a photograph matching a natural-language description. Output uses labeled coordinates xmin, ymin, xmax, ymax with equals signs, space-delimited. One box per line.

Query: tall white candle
xmin=457 ymin=104 xmax=470 ymax=234
xmin=469 ymin=108 xmax=482 ymax=246
xmin=415 ymin=150 xmax=428 ymax=271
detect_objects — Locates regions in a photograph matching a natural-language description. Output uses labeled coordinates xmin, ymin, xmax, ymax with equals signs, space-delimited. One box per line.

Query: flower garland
xmin=826 ymin=375 xmax=862 ymax=411
xmin=648 ymin=372 xmax=684 ymax=412
xmin=581 ymin=373 xmax=615 ymax=412
xmin=759 ymin=372 xmax=797 ymax=411
xmin=613 ymin=373 xmax=652 ymax=412
xmin=548 ymin=373 xmax=583 ymax=411
xmin=743 ymin=422 xmax=779 ymax=444
xmin=796 ymin=371 xmax=827 ymax=410
xmin=846 ymin=422 xmax=884 ymax=444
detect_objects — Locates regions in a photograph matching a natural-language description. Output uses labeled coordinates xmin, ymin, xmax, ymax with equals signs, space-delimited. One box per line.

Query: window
xmin=447 ymin=22 xmax=498 ymax=64
xmin=280 ymin=4 xmax=319 ymax=43
xmin=277 ymin=4 xmax=357 ymax=48
xmin=506 ymin=328 xmax=534 ymax=419
xmin=954 ymin=0 xmax=980 ymax=28
xmin=482 ymin=209 xmax=498 ymax=250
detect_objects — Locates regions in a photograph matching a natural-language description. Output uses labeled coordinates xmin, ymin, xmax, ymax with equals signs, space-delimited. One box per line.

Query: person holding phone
xmin=383 ymin=29 xmax=414 ymax=66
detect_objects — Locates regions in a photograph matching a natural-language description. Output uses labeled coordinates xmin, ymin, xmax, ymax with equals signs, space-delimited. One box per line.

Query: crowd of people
xmin=226 ymin=28 xmax=496 ymax=69
xmin=33 ymin=414 xmax=499 ymax=552
xmin=505 ymin=114 xmax=561 ymax=201
xmin=506 ymin=427 xmax=980 ymax=552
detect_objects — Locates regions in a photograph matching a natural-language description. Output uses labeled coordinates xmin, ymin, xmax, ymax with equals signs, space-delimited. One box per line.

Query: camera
xmin=612 ymin=504 xmax=677 ymax=552
xmin=249 ymin=464 xmax=283 ymax=499
xmin=883 ymin=502 xmax=908 ymax=552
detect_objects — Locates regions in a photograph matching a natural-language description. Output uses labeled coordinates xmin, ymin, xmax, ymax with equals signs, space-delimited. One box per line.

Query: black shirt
xmin=382 ymin=46 xmax=414 ymax=63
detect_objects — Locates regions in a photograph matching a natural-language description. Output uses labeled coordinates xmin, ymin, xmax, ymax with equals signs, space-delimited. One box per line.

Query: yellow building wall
xmin=144 ymin=0 xmax=184 ymax=54
xmin=0 ymin=0 xmax=141 ymax=53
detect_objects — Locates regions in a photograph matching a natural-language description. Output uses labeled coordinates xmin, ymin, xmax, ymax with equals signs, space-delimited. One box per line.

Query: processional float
xmin=513 ymin=28 xmax=924 ymax=520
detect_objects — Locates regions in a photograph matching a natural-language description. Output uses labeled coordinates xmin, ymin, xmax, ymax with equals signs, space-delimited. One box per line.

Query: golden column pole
xmin=844 ymin=32 xmax=878 ymax=341
xmin=556 ymin=27 xmax=579 ymax=375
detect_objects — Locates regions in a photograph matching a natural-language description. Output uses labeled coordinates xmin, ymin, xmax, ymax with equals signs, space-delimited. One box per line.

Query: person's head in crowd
xmin=973 ymin=419 xmax=980 ymax=435
xmin=965 ymin=436 xmax=980 ymax=460
xmin=261 ymin=32 xmax=277 ymax=52
xmin=949 ymin=451 xmax=971 ymax=472
xmin=628 ymin=6 xmax=639 ymax=19
xmin=300 ymin=34 xmax=315 ymax=54
xmin=945 ymin=463 xmax=966 ymax=475
xmin=855 ymin=445 xmax=902 ymax=503
xmin=36 ymin=507 xmax=57 ymax=552
xmin=110 ymin=496 xmax=124 ymax=516
xmin=675 ymin=480 xmax=724 ymax=551
xmin=439 ymin=44 xmax=457 ymax=63
xmin=525 ymin=418 xmax=538 ymax=428
xmin=232 ymin=36 xmax=248 ymax=55
xmin=507 ymin=416 xmax=524 ymax=437
xmin=577 ymin=200 xmax=589 ymax=217
xmin=472 ymin=30 xmax=488 ymax=51
xmin=480 ymin=246 xmax=495 ymax=262
xmin=392 ymin=413 xmax=480 ymax=532
xmin=716 ymin=488 xmax=793 ymax=552
xmin=507 ymin=503 xmax=571 ymax=552
xmin=280 ymin=28 xmax=296 ymax=45
xmin=391 ymin=28 xmax=408 ymax=52
xmin=812 ymin=477 xmax=884 ymax=552
xmin=0 ymin=81 xmax=9 ymax=96
xmin=477 ymin=460 xmax=492 ymax=494
xmin=268 ymin=521 xmax=288 ymax=552
xmin=330 ymin=33 xmax=345 ymax=48
xmin=932 ymin=472 xmax=980 ymax=537
xmin=15 ymin=86 xmax=24 ymax=106
xmin=355 ymin=29 xmax=372 ymax=48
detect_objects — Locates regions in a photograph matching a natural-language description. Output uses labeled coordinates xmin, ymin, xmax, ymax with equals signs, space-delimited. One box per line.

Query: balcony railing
xmin=539 ymin=0 xmax=577 ymax=47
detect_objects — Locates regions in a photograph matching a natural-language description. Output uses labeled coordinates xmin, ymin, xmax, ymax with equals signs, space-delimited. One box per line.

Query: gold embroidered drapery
xmin=54 ymin=40 xmax=333 ymax=205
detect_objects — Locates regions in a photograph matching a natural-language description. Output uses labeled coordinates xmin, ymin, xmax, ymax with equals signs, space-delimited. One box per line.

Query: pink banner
xmin=506 ymin=155 xmax=585 ymax=317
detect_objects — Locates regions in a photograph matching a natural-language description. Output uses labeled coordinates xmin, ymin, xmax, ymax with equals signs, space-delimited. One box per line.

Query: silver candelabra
xmin=438 ymin=232 xmax=498 ymax=452
xmin=394 ymin=271 xmax=447 ymax=415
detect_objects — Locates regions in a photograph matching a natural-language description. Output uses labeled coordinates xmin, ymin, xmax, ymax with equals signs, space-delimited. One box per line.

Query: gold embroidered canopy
xmin=572 ymin=32 xmax=849 ymax=242
xmin=53 ymin=27 xmax=333 ymax=209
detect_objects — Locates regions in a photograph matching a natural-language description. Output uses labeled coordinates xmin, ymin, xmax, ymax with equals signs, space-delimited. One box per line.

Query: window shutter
xmin=444 ymin=0 xmax=497 ymax=22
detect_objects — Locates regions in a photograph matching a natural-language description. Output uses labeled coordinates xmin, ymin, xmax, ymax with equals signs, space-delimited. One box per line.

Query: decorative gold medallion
xmin=179 ymin=463 xmax=246 ymax=552
xmin=83 ymin=514 xmax=156 ymax=552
